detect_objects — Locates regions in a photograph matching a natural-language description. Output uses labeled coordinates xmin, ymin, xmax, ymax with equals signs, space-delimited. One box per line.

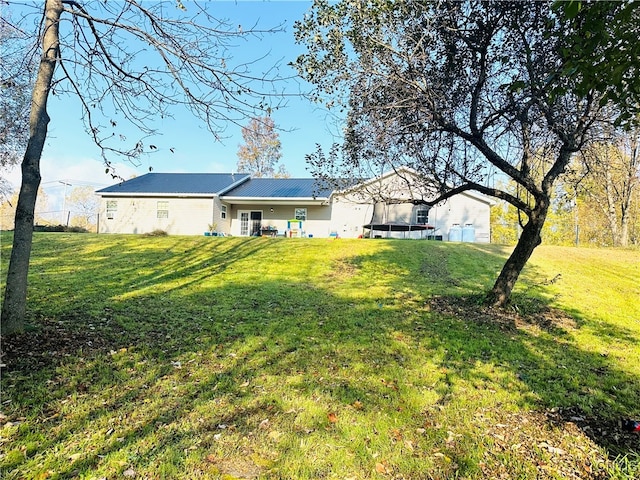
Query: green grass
xmin=1 ymin=233 xmax=639 ymax=479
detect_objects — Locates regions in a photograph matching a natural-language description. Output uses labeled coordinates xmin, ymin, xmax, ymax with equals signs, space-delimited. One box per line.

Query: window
xmin=416 ymin=208 xmax=429 ymax=224
xmin=106 ymin=200 xmax=117 ymax=219
xmin=157 ymin=200 xmax=169 ymax=219
xmin=294 ymin=207 xmax=307 ymax=221
xmin=220 ymin=205 xmax=227 ymax=219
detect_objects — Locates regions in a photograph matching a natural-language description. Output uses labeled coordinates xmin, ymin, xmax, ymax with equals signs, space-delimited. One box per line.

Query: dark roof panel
xmin=223 ymin=178 xmax=332 ymax=198
xmin=96 ymin=173 xmax=250 ymax=195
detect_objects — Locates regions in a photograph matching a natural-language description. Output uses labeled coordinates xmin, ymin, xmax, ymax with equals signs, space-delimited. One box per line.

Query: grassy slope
xmin=0 ymin=233 xmax=638 ymax=479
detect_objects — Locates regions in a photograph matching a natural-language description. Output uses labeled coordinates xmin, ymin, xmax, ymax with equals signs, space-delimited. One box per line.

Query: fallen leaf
xmin=547 ymin=446 xmax=567 ymax=455
xmin=259 ymin=419 xmax=270 ymax=429
xmin=445 ymin=431 xmax=455 ymax=444
xmin=352 ymin=400 xmax=363 ymax=410
xmin=433 ymin=451 xmax=453 ymax=463
xmin=205 ymin=454 xmax=217 ymax=463
xmin=375 ymin=461 xmax=389 ymax=474
xmin=122 ymin=468 xmax=136 ymax=477
xmin=328 ymin=412 xmax=338 ymax=423
xmin=538 ymin=442 xmax=566 ymax=455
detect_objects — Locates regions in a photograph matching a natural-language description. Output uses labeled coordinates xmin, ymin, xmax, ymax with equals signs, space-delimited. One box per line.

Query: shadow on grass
xmin=1 ymin=235 xmax=638 ymax=478
xmin=359 ymin=241 xmax=640 ymax=455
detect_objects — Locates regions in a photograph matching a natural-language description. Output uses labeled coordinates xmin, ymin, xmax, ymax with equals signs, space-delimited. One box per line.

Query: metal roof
xmin=96 ymin=173 xmax=251 ymax=195
xmin=222 ymin=178 xmax=332 ymax=199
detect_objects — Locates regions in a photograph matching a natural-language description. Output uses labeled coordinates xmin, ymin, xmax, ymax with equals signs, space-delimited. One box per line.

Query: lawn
xmin=1 ymin=233 xmax=639 ymax=479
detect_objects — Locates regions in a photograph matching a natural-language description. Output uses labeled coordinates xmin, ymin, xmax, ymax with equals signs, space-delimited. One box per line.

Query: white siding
xmin=330 ymin=181 xmax=493 ymax=242
xmin=99 ymin=196 xmax=215 ymax=235
xmin=213 ymin=197 xmax=230 ymax=235
xmin=228 ymin=203 xmax=332 ymax=237
xmin=329 ymin=196 xmax=374 ymax=238
xmin=433 ymin=193 xmax=492 ymax=243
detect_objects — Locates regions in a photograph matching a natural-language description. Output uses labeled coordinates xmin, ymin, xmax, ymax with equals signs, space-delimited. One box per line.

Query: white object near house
xmin=95 ymin=168 xmax=494 ymax=242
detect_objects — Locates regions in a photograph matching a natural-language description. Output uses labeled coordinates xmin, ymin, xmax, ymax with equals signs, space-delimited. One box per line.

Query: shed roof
xmin=96 ymin=173 xmax=251 ymax=195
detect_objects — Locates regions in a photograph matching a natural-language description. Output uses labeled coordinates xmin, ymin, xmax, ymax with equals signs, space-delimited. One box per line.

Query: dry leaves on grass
xmin=375 ymin=460 xmax=391 ymax=474
xmin=428 ymin=294 xmax=577 ymax=333
xmin=1 ymin=316 xmax=125 ymax=370
xmin=429 ymin=295 xmax=638 ymax=478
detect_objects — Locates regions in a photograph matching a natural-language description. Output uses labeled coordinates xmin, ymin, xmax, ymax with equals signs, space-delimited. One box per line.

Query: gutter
xmin=221 ymin=196 xmax=329 ymax=205
xmin=97 ymin=192 xmax=221 ymax=198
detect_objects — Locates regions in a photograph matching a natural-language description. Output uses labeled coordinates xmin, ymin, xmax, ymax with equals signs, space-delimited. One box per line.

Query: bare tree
xmin=577 ymin=129 xmax=640 ymax=247
xmin=1 ymin=13 xmax=37 ymax=198
xmin=65 ymin=185 xmax=99 ymax=231
xmin=0 ymin=191 xmax=19 ymax=230
xmin=294 ymin=1 xmax=609 ymax=307
xmin=236 ymin=116 xmax=288 ymax=178
xmin=0 ymin=178 xmax=15 ymax=205
xmin=2 ymin=0 xmax=288 ymax=334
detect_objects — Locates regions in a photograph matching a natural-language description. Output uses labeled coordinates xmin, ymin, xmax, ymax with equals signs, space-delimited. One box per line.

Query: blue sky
xmin=5 ymin=1 xmax=343 ymax=208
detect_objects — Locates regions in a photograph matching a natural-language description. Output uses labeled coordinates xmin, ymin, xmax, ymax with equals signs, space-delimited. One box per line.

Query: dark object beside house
xmin=363 ymin=222 xmax=436 ymax=239
xmin=620 ymin=419 xmax=640 ymax=432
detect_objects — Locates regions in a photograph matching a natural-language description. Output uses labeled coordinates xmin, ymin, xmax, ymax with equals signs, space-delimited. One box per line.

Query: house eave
xmin=460 ymin=190 xmax=496 ymax=206
xmin=97 ymin=192 xmax=218 ymax=198
xmin=221 ymin=196 xmax=329 ymax=205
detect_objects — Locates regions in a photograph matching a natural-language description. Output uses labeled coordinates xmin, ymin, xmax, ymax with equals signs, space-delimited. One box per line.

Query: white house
xmin=328 ymin=168 xmax=494 ymax=241
xmin=95 ymin=169 xmax=494 ymax=241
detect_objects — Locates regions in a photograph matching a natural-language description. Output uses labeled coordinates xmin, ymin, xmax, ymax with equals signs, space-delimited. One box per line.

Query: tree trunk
xmin=619 ymin=197 xmax=631 ymax=247
xmin=603 ymin=165 xmax=620 ymax=246
xmin=618 ymin=134 xmax=638 ymax=248
xmin=1 ymin=0 xmax=62 ymax=335
xmin=487 ymin=200 xmax=549 ymax=308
